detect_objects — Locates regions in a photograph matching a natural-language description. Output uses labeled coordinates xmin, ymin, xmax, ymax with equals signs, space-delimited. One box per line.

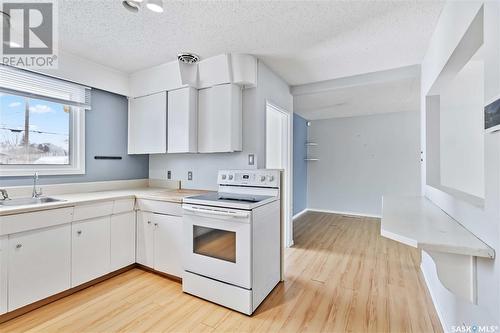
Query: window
xmin=1 ymin=94 xmax=71 ymax=165
xmin=0 ymin=65 xmax=90 ymax=176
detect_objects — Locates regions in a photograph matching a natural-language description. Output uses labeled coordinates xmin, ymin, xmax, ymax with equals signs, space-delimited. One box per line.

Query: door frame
xmin=265 ymin=101 xmax=294 ymax=248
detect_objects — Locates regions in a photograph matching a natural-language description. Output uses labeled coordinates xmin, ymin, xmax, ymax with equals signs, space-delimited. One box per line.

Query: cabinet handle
xmin=154 ymin=223 xmax=158 ymax=227
xmin=147 ymin=221 xmax=151 ymax=225
xmin=16 ymin=244 xmax=22 ymax=249
xmin=77 ymin=230 xmax=82 ymax=235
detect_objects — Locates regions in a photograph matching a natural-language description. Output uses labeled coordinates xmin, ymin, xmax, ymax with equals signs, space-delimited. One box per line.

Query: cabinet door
xmin=136 ymin=211 xmax=154 ymax=268
xmin=128 ymin=91 xmax=167 ymax=154
xmin=8 ymin=224 xmax=71 ymax=311
xmin=153 ymin=214 xmax=183 ymax=277
xmin=198 ymin=84 xmax=242 ymax=153
xmin=168 ymin=87 xmax=198 ymax=153
xmin=0 ymin=236 xmax=7 ymax=315
xmin=110 ymin=212 xmax=136 ymax=271
xmin=72 ymin=217 xmax=111 ymax=287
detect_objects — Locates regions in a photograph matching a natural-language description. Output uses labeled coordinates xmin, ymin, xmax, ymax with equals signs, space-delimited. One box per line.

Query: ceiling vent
xmin=177 ymin=53 xmax=200 ymax=64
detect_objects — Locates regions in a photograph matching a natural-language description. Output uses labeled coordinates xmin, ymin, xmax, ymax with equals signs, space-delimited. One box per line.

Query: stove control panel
xmin=218 ymin=169 xmax=280 ymax=188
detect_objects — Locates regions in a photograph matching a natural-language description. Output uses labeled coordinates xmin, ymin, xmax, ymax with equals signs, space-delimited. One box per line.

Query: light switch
xmin=248 ymin=154 xmax=255 ymax=166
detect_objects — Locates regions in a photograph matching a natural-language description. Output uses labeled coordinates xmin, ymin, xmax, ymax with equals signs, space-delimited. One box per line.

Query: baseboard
xmin=292 ymin=208 xmax=309 ymax=220
xmin=307 ymin=208 xmax=381 ymax=219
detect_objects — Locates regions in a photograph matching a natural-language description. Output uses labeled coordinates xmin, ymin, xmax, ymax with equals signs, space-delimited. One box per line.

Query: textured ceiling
xmin=293 ymin=68 xmax=420 ymax=120
xmin=59 ymin=0 xmax=444 ymax=85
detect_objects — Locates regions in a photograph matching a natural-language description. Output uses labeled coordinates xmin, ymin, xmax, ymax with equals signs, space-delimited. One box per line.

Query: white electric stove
xmin=182 ymin=169 xmax=281 ymax=315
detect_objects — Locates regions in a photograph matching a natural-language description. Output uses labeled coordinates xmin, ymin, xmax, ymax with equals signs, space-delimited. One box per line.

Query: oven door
xmin=183 ymin=204 xmax=251 ymax=289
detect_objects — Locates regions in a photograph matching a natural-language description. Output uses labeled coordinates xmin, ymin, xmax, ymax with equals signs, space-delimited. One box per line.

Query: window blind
xmin=0 ymin=65 xmax=91 ymax=109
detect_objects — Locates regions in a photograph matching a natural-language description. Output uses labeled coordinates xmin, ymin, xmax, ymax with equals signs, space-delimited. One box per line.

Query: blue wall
xmin=293 ymin=114 xmax=308 ymax=215
xmin=0 ymin=89 xmax=149 ymax=186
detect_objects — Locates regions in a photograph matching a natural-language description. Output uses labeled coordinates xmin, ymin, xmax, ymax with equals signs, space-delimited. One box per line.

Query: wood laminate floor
xmin=0 ymin=212 xmax=442 ymax=333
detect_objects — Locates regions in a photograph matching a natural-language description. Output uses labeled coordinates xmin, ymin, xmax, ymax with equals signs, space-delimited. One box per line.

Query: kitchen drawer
xmin=136 ymin=199 xmax=182 ymax=216
xmin=0 ymin=207 xmax=74 ymax=236
xmin=73 ymin=201 xmax=114 ymax=221
xmin=113 ymin=199 xmax=135 ymax=215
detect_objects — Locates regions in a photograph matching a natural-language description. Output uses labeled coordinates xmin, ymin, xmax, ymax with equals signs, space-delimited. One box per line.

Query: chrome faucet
xmin=32 ymin=172 xmax=42 ymax=198
xmin=0 ymin=189 xmax=9 ymax=200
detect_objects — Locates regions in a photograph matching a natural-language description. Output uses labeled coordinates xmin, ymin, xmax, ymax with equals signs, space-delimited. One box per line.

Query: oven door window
xmin=193 ymin=226 xmax=236 ymax=263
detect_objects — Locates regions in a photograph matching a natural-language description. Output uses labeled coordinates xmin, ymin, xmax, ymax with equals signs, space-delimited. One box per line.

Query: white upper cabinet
xmin=197 ymin=54 xmax=232 ymax=89
xmin=128 ymin=54 xmax=257 ymax=98
xmin=129 ymin=61 xmax=183 ymax=98
xmin=128 ymin=91 xmax=167 ymax=154
xmin=198 ymin=84 xmax=242 ymax=153
xmin=168 ymin=87 xmax=198 ymax=153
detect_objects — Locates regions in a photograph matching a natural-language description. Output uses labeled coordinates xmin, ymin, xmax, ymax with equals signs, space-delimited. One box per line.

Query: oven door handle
xmin=183 ymin=206 xmax=250 ymax=218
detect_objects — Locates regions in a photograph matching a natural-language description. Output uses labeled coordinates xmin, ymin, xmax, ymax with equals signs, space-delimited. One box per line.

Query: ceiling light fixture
xmin=1 ymin=10 xmax=11 ymax=27
xmin=122 ymin=0 xmax=141 ymax=13
xmin=146 ymin=0 xmax=164 ymax=13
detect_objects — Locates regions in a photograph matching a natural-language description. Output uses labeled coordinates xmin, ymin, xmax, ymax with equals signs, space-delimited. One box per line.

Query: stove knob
xmin=260 ymin=175 xmax=266 ymax=182
xmin=221 ymin=174 xmax=227 ymax=180
xmin=268 ymin=175 xmax=275 ymax=182
xmin=228 ymin=175 xmax=234 ymax=180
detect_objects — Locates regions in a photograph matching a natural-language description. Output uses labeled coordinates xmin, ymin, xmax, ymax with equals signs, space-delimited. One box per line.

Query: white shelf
xmin=305 ymin=142 xmax=318 ymax=146
xmin=381 ymin=196 xmax=494 ymax=258
xmin=304 ymin=158 xmax=319 ymax=161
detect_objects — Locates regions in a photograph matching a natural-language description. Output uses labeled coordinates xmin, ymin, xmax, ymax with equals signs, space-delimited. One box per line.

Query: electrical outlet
xmin=248 ymin=154 xmax=255 ymax=166
xmin=167 ymin=170 xmax=171 ymax=180
xmin=188 ymin=171 xmax=193 ymax=181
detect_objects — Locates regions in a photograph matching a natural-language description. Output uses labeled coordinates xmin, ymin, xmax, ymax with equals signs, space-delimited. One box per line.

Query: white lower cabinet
xmin=136 ymin=211 xmax=155 ymax=268
xmin=110 ymin=212 xmax=136 ymax=271
xmin=136 ymin=211 xmax=183 ymax=277
xmin=71 ymin=217 xmax=111 ymax=287
xmin=153 ymin=214 xmax=183 ymax=277
xmin=8 ymin=224 xmax=71 ymax=311
xmin=0 ymin=236 xmax=7 ymax=315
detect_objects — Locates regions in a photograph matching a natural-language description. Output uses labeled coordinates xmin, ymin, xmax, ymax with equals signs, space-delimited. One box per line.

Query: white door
xmin=265 ymin=102 xmax=292 ymax=247
xmin=8 ymin=224 xmax=71 ymax=311
xmin=168 ymin=87 xmax=198 ymax=153
xmin=72 ymin=217 xmax=111 ymax=287
xmin=152 ymin=214 xmax=183 ymax=277
xmin=183 ymin=205 xmax=251 ymax=289
xmin=128 ymin=91 xmax=167 ymax=154
xmin=110 ymin=212 xmax=136 ymax=271
xmin=136 ymin=211 xmax=154 ymax=268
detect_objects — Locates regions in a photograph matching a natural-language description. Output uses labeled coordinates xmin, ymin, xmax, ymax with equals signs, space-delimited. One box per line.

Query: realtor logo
xmin=1 ymin=0 xmax=58 ymax=68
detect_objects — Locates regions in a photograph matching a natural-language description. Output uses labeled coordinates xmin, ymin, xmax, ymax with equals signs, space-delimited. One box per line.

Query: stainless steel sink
xmin=0 ymin=197 xmax=65 ymax=207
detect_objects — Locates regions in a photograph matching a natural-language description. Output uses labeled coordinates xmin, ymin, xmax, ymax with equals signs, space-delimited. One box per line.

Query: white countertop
xmin=0 ymin=188 xmax=209 ymax=216
xmin=381 ymin=196 xmax=495 ymax=259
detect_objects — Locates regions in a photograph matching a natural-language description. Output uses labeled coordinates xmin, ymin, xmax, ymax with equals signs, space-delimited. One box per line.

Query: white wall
xmin=307 ymin=111 xmax=421 ymax=217
xmin=149 ymin=60 xmax=293 ymax=190
xmin=440 ymin=59 xmax=485 ymax=198
xmin=421 ymin=1 xmax=500 ymax=329
xmin=38 ymin=50 xmax=129 ymax=96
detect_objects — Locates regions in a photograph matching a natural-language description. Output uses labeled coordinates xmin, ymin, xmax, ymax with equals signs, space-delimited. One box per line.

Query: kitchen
xmin=0 ymin=1 xmax=499 ymax=332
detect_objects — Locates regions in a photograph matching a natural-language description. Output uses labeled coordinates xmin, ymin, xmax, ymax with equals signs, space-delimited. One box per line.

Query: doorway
xmin=265 ymin=102 xmax=293 ymax=248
